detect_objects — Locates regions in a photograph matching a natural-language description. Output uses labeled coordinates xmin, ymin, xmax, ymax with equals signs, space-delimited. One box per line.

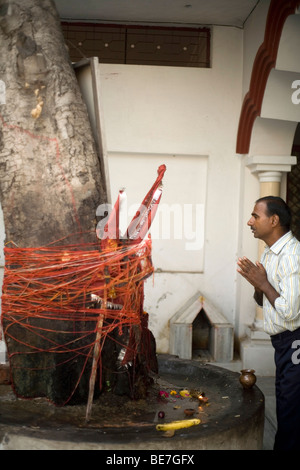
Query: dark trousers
xmin=271 ymin=327 xmax=300 ymax=450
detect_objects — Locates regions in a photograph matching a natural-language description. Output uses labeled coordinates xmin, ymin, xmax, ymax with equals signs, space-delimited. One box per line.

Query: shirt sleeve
xmin=274 ymin=254 xmax=300 ymax=321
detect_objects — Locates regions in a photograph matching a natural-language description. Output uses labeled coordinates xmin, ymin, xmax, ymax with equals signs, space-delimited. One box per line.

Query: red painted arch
xmin=236 ymin=0 xmax=300 ymax=154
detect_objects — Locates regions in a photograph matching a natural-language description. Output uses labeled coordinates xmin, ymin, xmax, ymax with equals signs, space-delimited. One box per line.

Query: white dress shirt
xmin=260 ymin=231 xmax=300 ymax=335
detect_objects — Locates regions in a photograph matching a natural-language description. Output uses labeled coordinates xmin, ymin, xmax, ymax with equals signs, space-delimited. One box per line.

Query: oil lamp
xmin=198 ymin=392 xmax=208 ymax=404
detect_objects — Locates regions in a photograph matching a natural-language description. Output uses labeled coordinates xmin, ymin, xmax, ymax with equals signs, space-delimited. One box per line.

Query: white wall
xmin=277 ymin=13 xmax=300 ymax=74
xmin=108 ymin=152 xmax=208 ymax=273
xmin=241 ymin=0 xmax=271 ymax=95
xmin=97 ymin=25 xmax=244 ymax=352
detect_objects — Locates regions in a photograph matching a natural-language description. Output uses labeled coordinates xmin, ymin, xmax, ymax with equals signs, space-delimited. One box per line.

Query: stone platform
xmin=0 ymin=354 xmax=264 ymax=450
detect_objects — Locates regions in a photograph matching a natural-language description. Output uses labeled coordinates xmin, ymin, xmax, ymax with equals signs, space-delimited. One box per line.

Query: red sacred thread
xmin=0 ymin=110 xmax=167 ymax=408
xmin=1 ymin=236 xmax=154 ymax=404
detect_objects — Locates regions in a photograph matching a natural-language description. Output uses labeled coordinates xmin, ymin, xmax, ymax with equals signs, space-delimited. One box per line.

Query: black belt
xmin=271 ymin=326 xmax=300 ymax=343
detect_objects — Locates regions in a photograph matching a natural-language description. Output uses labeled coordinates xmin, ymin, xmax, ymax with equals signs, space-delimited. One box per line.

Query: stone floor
xmin=256 ymin=376 xmax=276 ymax=450
xmin=210 ymin=360 xmax=276 ymax=450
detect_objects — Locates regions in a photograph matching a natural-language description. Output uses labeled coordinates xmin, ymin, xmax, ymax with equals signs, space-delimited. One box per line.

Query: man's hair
xmin=256 ymin=196 xmax=291 ymax=231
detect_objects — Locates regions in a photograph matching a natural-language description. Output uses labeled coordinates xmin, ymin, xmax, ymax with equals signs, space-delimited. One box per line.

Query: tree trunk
xmin=0 ymin=0 xmax=157 ymax=406
xmin=0 ymin=0 xmax=105 ymax=246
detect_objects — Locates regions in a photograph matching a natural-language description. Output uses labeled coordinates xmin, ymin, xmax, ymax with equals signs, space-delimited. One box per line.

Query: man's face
xmin=247 ymin=201 xmax=274 ymax=242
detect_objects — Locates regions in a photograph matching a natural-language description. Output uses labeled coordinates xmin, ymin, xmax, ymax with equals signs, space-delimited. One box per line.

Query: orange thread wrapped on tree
xmin=1 ymin=165 xmax=166 ymax=412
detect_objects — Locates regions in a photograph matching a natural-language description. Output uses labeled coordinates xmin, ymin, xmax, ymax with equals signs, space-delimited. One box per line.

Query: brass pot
xmin=239 ymin=369 xmax=256 ymax=389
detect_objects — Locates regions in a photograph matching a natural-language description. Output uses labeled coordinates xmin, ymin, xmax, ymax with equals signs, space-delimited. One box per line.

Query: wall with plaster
xmin=97 ymin=25 xmax=244 ymax=352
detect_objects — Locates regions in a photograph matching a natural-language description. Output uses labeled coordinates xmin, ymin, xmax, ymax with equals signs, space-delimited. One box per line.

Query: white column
xmin=255 ymin=171 xmax=282 ymax=326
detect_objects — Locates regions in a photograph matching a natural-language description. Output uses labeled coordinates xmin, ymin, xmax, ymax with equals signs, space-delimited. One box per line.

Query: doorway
xmin=287 ymin=123 xmax=300 ymax=240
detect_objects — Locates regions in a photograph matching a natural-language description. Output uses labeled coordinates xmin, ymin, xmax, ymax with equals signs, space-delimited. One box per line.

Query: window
xmin=61 ymin=23 xmax=210 ymax=68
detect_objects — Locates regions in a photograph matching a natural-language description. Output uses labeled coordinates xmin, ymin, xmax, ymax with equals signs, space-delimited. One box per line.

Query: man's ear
xmin=271 ymin=214 xmax=280 ymax=227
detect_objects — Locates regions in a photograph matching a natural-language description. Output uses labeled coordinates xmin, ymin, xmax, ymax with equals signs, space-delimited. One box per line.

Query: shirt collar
xmin=269 ymin=231 xmax=293 ymax=255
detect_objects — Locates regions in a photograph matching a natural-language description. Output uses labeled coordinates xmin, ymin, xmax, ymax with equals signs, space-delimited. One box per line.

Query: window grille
xmin=61 ymin=23 xmax=210 ymax=68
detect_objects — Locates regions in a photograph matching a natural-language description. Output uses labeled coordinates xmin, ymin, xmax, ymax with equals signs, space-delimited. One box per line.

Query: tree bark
xmin=0 ymin=0 xmax=158 ymax=406
xmin=0 ymin=0 xmax=108 ymax=405
xmin=0 ymin=0 xmax=106 ymax=247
